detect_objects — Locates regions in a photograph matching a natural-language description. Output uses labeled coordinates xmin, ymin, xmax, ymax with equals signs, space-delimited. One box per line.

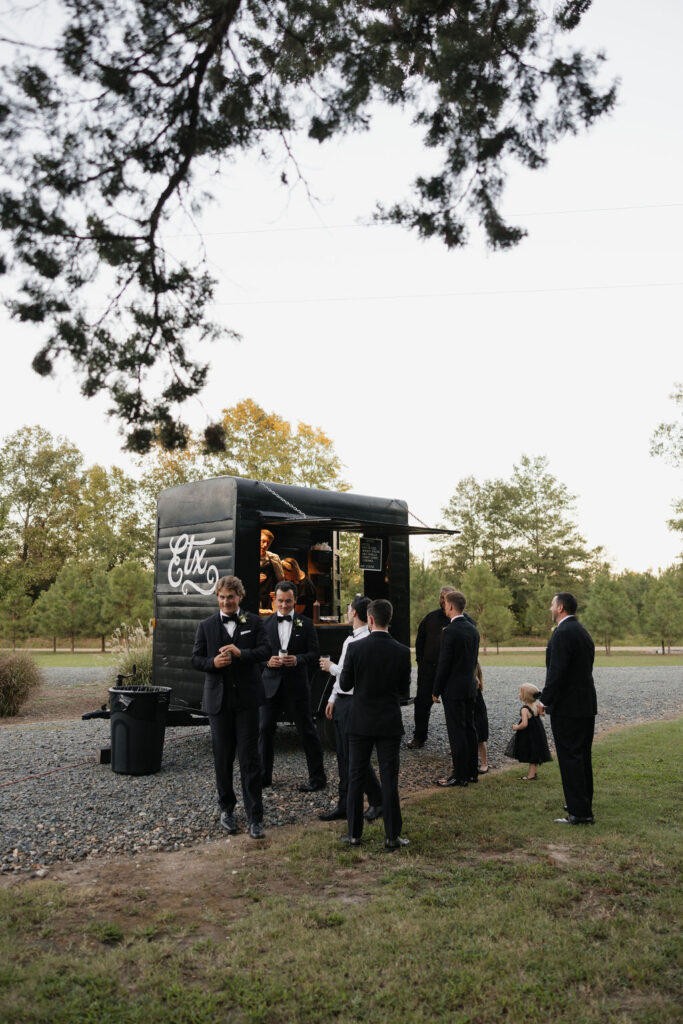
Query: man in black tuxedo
xmin=319 ymin=595 xmax=383 ymax=823
xmin=258 ymin=580 xmax=326 ymax=792
xmin=539 ymin=592 xmax=597 ymax=825
xmin=191 ymin=575 xmax=269 ymax=839
xmin=339 ymin=598 xmax=412 ymax=851
xmin=432 ymin=590 xmax=480 ymax=787
xmin=407 ymin=585 xmax=455 ymax=748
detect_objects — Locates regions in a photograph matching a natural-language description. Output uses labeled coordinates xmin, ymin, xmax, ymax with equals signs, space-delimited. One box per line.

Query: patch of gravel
xmin=40 ymin=666 xmax=118 ymax=687
xmin=1 ymin=665 xmax=681 ymax=875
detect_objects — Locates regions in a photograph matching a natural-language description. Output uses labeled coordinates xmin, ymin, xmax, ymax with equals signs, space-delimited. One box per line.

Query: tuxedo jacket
xmin=432 ymin=616 xmax=479 ymax=701
xmin=260 ymin=612 xmax=320 ymax=700
xmin=339 ymin=631 xmax=411 ymax=737
xmin=415 ymin=607 xmax=450 ymax=666
xmin=191 ymin=611 xmax=269 ymax=716
xmin=540 ymin=616 xmax=597 ymax=717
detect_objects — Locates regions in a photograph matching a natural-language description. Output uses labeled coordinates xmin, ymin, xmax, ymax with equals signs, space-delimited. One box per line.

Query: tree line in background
xmin=0 ymin=393 xmax=680 ymax=653
xmin=408 ymin=386 xmax=683 ymax=654
xmin=0 ymin=401 xmax=348 ymax=648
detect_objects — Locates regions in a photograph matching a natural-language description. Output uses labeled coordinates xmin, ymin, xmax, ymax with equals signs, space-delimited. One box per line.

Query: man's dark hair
xmin=367 ymin=598 xmax=393 ymax=628
xmin=350 ymin=595 xmax=371 ymax=623
xmin=274 ymin=580 xmax=296 ymax=596
xmin=555 ymin=592 xmax=578 ymax=615
xmin=445 ymin=591 xmax=466 ymax=613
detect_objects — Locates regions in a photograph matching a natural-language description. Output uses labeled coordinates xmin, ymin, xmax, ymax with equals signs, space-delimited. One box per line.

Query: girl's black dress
xmin=510 ymin=707 xmax=552 ymax=764
xmin=474 ymin=689 xmax=489 ymax=742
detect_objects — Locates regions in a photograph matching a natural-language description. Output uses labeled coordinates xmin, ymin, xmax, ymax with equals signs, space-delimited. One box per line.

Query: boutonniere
xmin=294 ymin=618 xmax=303 ymax=628
xmin=238 ymin=613 xmax=248 ymax=625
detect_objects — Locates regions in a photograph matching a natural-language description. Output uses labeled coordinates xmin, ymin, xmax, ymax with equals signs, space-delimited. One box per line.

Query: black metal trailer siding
xmin=154 ymin=476 xmax=412 ymax=708
xmin=154 ymin=477 xmax=239 ymax=706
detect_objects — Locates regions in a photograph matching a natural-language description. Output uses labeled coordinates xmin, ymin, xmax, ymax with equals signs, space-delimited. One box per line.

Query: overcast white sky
xmin=1 ymin=0 xmax=681 ymax=574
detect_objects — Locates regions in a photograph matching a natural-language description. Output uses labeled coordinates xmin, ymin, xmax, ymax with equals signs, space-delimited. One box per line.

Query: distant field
xmin=0 ymin=652 xmax=113 ymax=668
xmin=3 ymin=650 xmax=681 ymax=669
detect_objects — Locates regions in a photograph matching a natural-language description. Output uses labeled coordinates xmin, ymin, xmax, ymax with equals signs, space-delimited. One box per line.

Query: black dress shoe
xmin=220 ymin=811 xmax=238 ymax=834
xmin=554 ymin=815 xmax=595 ymax=825
xmin=299 ymin=780 xmax=327 ymax=793
xmin=385 ymin=836 xmax=410 ymax=851
xmin=406 ymin=738 xmax=424 ymax=749
xmin=437 ymin=776 xmax=467 ymax=787
xmin=319 ymin=806 xmax=346 ymax=821
xmin=339 ymin=834 xmax=361 ymax=847
xmin=248 ymin=821 xmax=265 ymax=839
xmin=364 ymin=805 xmax=382 ymax=822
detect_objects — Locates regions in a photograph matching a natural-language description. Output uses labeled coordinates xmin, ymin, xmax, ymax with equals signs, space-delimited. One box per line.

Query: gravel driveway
xmin=1 ymin=665 xmax=681 ymax=874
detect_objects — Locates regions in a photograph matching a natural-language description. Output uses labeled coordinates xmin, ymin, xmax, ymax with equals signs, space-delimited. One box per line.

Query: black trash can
xmin=109 ymin=685 xmax=172 ymax=775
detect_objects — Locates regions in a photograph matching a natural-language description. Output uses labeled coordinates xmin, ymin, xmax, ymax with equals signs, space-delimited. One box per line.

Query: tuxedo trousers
xmin=258 ymin=686 xmax=326 ymax=787
xmin=442 ymin=697 xmax=478 ymax=781
xmin=413 ymin=662 xmax=438 ymax=742
xmin=332 ymin=695 xmax=382 ymax=811
xmin=208 ymin=704 xmax=263 ymax=822
xmin=347 ymin=734 xmax=402 ymax=841
xmin=550 ymin=714 xmax=595 ymax=819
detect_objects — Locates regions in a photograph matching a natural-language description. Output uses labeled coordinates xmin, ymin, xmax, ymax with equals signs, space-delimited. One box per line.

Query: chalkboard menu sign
xmin=359 ymin=537 xmax=383 ymax=572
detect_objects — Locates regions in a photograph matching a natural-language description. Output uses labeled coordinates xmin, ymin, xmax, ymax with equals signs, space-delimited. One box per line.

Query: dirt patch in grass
xmin=543 ymin=844 xmax=579 ymax=868
xmin=0 ymin=819 xmax=384 ymax=950
xmin=0 ymin=683 xmax=109 ymax=726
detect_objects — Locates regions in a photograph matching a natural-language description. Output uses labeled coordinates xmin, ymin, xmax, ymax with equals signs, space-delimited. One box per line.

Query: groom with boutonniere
xmin=258 ymin=580 xmax=327 ymax=794
xmin=192 ymin=575 xmax=269 ymax=839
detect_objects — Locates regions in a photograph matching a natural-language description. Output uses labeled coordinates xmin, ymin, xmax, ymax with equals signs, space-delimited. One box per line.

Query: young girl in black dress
xmin=474 ymin=662 xmax=490 ymax=774
xmin=509 ymin=684 xmax=552 ymax=780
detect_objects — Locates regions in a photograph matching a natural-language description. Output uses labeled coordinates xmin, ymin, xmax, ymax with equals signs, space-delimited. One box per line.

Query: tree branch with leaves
xmin=0 ymin=1 xmax=616 ymax=449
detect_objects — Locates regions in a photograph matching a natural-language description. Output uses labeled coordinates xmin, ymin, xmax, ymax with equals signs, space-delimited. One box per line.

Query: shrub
xmin=108 ymin=621 xmax=153 ymax=687
xmin=0 ymin=652 xmax=43 ymax=716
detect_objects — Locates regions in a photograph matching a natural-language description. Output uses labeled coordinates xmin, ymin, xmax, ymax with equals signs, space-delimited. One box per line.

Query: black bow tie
xmin=222 ymin=613 xmax=239 ymax=624
xmin=277 ymin=614 xmax=292 ymax=622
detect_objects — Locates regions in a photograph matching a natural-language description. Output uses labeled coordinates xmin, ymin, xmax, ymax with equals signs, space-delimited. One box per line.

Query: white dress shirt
xmin=221 ymin=610 xmax=241 ymax=639
xmin=277 ymin=614 xmax=294 ymax=651
xmin=328 ymin=623 xmax=370 ymax=702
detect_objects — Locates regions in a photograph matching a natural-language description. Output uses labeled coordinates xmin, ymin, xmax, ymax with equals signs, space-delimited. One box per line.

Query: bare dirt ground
xmin=0 ymin=797 xmax=407 ymax=947
xmin=0 ymin=683 xmax=109 ymax=726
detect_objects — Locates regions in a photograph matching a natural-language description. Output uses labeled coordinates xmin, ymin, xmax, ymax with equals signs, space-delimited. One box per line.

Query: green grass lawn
xmin=4 ymin=651 xmax=681 ymax=670
xmin=0 ymin=720 xmax=680 ymax=1023
xmin=14 ymin=652 xmax=114 ymax=669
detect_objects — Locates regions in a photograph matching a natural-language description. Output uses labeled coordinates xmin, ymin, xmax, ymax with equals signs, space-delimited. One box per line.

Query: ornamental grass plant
xmin=0 ymin=651 xmax=43 ymax=716
xmin=108 ymin=621 xmax=153 ymax=687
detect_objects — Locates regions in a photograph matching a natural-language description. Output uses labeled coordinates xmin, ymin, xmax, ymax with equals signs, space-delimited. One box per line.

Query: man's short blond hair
xmin=215 ymin=575 xmax=246 ymax=599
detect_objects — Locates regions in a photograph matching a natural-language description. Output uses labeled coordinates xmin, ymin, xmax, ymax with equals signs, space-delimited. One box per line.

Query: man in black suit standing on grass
xmin=432 ymin=590 xmax=480 ymax=788
xmin=539 ymin=592 xmax=597 ymax=825
xmin=339 ymin=599 xmax=412 ymax=851
xmin=191 ymin=575 xmax=269 ymax=839
xmin=407 ymin=585 xmax=455 ymax=749
xmin=258 ymin=580 xmax=327 ymax=793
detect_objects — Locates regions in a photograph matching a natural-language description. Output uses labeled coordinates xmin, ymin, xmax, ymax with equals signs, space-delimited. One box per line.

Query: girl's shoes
xmin=520 ymin=775 xmax=538 ymax=781
xmin=478 ymin=766 xmax=490 ymax=774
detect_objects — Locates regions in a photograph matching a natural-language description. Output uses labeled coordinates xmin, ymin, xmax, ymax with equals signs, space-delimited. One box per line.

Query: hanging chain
xmin=259 ymin=480 xmax=306 ymax=517
xmin=408 ymin=507 xmax=431 ymax=529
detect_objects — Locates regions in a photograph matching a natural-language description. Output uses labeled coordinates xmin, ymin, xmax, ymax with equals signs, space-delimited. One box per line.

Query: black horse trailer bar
xmin=152 ymin=476 xmax=455 ymax=735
